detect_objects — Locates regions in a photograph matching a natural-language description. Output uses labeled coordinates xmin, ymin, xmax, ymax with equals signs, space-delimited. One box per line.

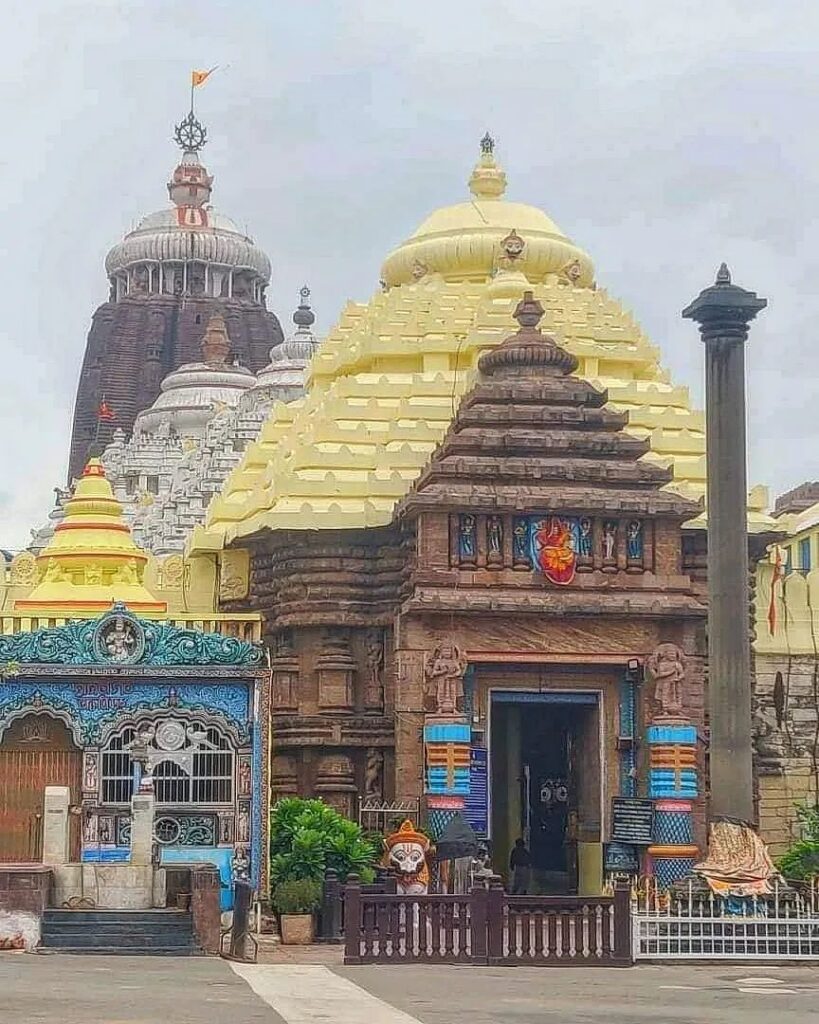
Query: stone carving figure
xmin=425 ymin=642 xmax=468 ymax=715
xmin=577 ymin=517 xmax=593 ymax=559
xmin=512 ymin=517 xmax=529 ymax=563
xmin=646 ymin=642 xmax=687 ymax=719
xmin=364 ymin=630 xmax=385 ymax=711
xmin=364 ymin=748 xmax=384 ymax=802
xmin=627 ymin=520 xmax=643 ymax=561
xmin=104 ymin=616 xmax=137 ymax=662
xmin=458 ymin=514 xmax=477 ymax=562
xmin=602 ymin=520 xmax=617 ymax=562
xmin=487 ymin=515 xmax=503 ymax=562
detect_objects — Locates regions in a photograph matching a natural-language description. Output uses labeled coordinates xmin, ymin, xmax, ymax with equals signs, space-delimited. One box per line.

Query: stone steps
xmin=40 ymin=909 xmax=198 ymax=956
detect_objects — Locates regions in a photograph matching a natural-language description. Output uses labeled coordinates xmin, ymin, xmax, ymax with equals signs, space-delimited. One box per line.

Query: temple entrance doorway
xmin=0 ymin=715 xmax=82 ymax=863
xmin=489 ymin=691 xmax=601 ymax=895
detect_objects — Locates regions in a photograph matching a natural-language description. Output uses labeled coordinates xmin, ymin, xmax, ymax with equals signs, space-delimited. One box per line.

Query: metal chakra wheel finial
xmin=480 ymin=132 xmax=495 ymax=155
xmin=173 ymin=111 xmax=208 ymax=153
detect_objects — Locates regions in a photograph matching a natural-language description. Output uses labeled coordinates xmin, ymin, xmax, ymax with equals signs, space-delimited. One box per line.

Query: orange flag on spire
xmin=192 ymin=67 xmax=217 ymax=88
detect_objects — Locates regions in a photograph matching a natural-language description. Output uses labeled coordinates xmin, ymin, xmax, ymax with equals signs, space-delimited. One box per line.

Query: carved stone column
xmin=683 ymin=266 xmax=766 ymax=824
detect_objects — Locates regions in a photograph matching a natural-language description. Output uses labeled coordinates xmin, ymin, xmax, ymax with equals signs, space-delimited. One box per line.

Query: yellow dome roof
xmin=380 ymin=135 xmax=594 ymax=288
xmin=16 ymin=459 xmax=166 ymax=615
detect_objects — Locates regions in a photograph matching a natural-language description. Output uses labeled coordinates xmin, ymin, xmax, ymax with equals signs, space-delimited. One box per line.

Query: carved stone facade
xmin=229 ymin=293 xmax=708 ymax=890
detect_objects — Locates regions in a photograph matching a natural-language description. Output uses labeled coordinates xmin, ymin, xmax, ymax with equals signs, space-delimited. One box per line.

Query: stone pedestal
xmin=130 ymin=793 xmax=155 ymax=867
xmin=42 ymin=787 xmax=71 ymax=867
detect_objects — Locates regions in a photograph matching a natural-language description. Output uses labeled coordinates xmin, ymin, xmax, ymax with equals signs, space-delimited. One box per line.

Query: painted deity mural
xmin=0 ymin=605 xmax=268 ymax=897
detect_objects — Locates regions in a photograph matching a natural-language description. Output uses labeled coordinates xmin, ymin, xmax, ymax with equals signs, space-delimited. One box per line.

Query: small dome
xmin=380 ymin=135 xmax=594 ymax=289
xmin=255 ymin=287 xmax=320 ymax=390
xmin=135 ymin=313 xmax=256 ymax=437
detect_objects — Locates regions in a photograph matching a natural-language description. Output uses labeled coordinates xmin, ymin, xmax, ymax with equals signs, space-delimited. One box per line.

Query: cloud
xmin=1 ymin=0 xmax=817 ymax=548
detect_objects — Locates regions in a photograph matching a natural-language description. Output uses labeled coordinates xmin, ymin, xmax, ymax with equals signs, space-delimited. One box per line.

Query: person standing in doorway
xmin=509 ymin=837 xmax=532 ymax=894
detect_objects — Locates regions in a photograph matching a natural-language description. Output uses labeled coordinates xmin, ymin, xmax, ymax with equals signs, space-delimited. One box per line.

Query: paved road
xmin=1 ymin=955 xmax=818 ymax=1023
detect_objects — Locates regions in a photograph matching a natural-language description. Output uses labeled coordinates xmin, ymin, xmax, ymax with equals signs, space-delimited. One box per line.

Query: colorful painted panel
xmin=424 ymin=719 xmax=471 ymax=798
xmin=0 ymin=604 xmax=262 ymax=667
xmin=530 ymin=516 xmax=578 ymax=585
xmin=0 ymin=680 xmax=251 ymax=745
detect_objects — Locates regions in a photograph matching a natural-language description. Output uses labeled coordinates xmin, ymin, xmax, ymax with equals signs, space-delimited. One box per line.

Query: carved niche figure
xmin=458 ymin=514 xmax=477 ymax=564
xmin=383 ymin=820 xmax=431 ymax=895
xmin=602 ymin=520 xmax=617 ymax=565
xmin=238 ymin=756 xmax=252 ymax=796
xmin=364 ymin=629 xmax=385 ymax=713
xmin=364 ymin=748 xmax=384 ymax=802
xmin=512 ymin=517 xmax=530 ymax=568
xmin=83 ymin=753 xmax=98 ymax=792
xmin=627 ymin=520 xmax=643 ymax=562
xmin=425 ymin=642 xmax=468 ymax=715
xmin=577 ymin=517 xmax=593 ymax=569
xmin=102 ymin=616 xmax=138 ymax=662
xmin=411 ymin=259 xmax=429 ymax=281
xmin=486 ymin=515 xmax=504 ymax=567
xmin=646 ymin=642 xmax=687 ymax=719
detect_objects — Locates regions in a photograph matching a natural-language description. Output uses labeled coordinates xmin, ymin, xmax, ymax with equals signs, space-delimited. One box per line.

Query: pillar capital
xmin=682 ymin=264 xmax=767 ymax=344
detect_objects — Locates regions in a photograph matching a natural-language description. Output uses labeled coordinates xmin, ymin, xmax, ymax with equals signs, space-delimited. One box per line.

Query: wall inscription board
xmin=610 ymin=797 xmax=654 ymax=845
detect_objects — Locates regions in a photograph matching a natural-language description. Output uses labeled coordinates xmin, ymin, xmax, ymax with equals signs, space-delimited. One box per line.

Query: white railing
xmin=633 ymin=879 xmax=819 ymax=960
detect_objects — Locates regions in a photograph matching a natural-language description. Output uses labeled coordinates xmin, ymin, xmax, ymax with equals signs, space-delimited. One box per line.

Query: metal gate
xmin=0 ymin=715 xmax=81 ymax=863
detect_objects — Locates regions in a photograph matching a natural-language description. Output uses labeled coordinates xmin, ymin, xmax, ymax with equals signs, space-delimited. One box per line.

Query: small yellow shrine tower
xmin=15 ymin=460 xmax=167 ymax=616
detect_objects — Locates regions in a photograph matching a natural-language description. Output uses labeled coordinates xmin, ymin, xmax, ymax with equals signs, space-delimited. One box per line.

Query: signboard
xmin=610 ymin=797 xmax=654 ymax=846
xmin=604 ymin=841 xmax=640 ymax=873
xmin=463 ymin=748 xmax=488 ymax=837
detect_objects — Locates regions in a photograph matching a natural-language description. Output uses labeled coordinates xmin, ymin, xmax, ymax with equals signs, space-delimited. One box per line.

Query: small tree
xmin=269 ymin=798 xmax=379 ymax=886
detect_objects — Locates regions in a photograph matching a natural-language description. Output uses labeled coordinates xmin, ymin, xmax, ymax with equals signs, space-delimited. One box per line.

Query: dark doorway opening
xmin=490 ymin=692 xmax=600 ymax=895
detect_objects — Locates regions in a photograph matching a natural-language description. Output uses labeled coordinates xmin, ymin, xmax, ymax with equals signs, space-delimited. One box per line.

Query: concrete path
xmin=0 ymin=953 xmax=281 ymax=1023
xmin=2 ymin=954 xmax=819 ymax=1024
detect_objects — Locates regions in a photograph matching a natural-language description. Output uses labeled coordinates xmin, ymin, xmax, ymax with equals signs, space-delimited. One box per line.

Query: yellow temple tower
xmin=191 ymin=135 xmax=774 ymax=553
xmin=14 ymin=460 xmax=167 ymax=616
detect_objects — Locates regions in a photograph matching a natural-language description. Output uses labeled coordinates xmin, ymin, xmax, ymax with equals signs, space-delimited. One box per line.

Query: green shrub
xmin=269 ymin=798 xmax=379 ymax=887
xmin=271 ymin=877 xmax=322 ymax=916
xmin=777 ymin=804 xmax=819 ymax=881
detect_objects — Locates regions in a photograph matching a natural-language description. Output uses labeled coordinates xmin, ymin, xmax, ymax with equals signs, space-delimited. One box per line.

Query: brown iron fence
xmin=344 ymin=876 xmax=632 ymax=967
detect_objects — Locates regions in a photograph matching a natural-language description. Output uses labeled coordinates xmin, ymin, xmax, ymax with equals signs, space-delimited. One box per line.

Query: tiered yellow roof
xmin=192 ymin=139 xmax=774 ymax=550
xmin=16 ymin=460 xmax=167 ymax=615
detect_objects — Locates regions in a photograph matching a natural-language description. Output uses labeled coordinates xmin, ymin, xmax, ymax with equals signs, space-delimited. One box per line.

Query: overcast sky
xmin=1 ymin=1 xmax=817 ymax=550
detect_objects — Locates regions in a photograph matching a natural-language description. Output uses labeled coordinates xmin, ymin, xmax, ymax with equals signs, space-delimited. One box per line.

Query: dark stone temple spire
xmin=683 ymin=266 xmax=767 ymax=824
xmin=66 ymin=114 xmax=283 ymax=481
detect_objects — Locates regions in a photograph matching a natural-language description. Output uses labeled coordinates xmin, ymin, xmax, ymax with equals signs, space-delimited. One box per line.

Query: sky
xmin=1 ymin=0 xmax=818 ymax=550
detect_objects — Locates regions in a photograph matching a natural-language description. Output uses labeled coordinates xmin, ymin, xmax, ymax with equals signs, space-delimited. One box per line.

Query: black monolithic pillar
xmin=682 ymin=265 xmax=766 ymax=824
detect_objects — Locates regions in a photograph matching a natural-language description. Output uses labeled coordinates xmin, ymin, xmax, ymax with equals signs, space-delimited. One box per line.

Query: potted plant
xmin=272 ymin=877 xmax=322 ymax=944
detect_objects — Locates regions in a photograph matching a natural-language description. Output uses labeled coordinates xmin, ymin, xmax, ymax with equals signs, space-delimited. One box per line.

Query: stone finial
xmin=469 ymin=133 xmax=507 ymax=199
xmin=293 ymin=286 xmax=316 ymax=330
xmin=715 ymin=262 xmax=731 ymax=285
xmin=513 ymin=290 xmax=545 ymax=329
xmin=478 ymin=290 xmax=579 ymax=378
xmin=201 ymin=312 xmax=231 ymax=364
